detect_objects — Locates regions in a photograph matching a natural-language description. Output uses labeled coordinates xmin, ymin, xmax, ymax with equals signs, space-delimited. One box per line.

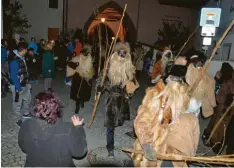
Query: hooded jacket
xmin=9 ymin=50 xmax=29 ymax=91
xmin=18 ymin=118 xmax=87 ymax=167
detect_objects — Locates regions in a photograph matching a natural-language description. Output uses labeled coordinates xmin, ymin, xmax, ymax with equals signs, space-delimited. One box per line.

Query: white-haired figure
xmin=96 ymin=42 xmax=139 ymax=158
xmin=66 ymin=44 xmax=95 ymax=114
xmin=151 ymin=45 xmax=173 ymax=84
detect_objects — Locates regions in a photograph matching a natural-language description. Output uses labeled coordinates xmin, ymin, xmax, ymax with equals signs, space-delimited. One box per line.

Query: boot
xmin=108 ymin=150 xmax=115 ymax=159
xmin=75 ymin=101 xmax=80 ymax=114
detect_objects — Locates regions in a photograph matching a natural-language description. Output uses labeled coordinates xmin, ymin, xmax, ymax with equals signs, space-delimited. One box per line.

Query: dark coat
xmin=70 ymin=73 xmax=92 ymax=102
xmin=25 ymin=54 xmax=38 ymax=74
xmin=202 ymin=73 xmax=234 ymax=154
xmin=18 ymin=118 xmax=87 ymax=167
xmin=42 ymin=50 xmax=55 ymax=78
xmin=57 ymin=45 xmax=72 ymax=68
xmin=96 ymin=76 xmax=130 ymax=128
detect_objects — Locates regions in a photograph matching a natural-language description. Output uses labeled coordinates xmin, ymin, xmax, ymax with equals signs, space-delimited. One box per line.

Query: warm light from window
xmin=101 ymin=18 xmax=105 ymax=23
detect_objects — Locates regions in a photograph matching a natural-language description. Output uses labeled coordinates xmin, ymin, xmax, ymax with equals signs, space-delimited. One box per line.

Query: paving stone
xmin=18 ymin=160 xmax=25 ymax=166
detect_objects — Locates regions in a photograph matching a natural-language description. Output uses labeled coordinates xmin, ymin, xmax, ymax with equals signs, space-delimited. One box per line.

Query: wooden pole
xmin=176 ymin=26 xmax=199 ymax=58
xmin=189 ymin=19 xmax=234 ymax=95
xmin=97 ymin=5 xmax=102 ymax=76
xmin=122 ymin=148 xmax=234 ymax=165
xmin=87 ymin=4 xmax=128 ymax=128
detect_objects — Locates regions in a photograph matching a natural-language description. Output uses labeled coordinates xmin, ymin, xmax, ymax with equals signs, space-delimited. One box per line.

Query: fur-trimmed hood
xmin=114 ymin=42 xmax=130 ymax=53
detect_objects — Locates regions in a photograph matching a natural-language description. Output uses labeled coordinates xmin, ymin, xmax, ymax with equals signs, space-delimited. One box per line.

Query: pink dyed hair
xmin=34 ymin=92 xmax=61 ymax=124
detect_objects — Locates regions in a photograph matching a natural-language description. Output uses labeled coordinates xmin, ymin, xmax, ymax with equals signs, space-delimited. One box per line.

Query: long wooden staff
xmin=176 ymin=26 xmax=199 ymax=58
xmin=97 ymin=6 xmax=102 ymax=76
xmin=189 ymin=19 xmax=234 ymax=96
xmin=87 ymin=4 xmax=128 ymax=128
xmin=122 ymin=148 xmax=234 ymax=165
xmin=206 ymin=100 xmax=234 ymax=144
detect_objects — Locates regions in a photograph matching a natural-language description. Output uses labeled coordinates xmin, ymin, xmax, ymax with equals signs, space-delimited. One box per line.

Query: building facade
xmin=20 ymin=0 xmax=63 ymax=41
xmin=67 ymin=0 xmax=197 ymax=45
xmin=196 ymin=0 xmax=234 ymax=76
xmin=19 ymin=0 xmax=197 ymax=45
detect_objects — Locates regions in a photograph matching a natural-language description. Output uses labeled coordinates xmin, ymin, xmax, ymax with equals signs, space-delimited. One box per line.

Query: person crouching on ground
xmin=42 ymin=41 xmax=55 ymax=92
xmin=25 ymin=48 xmax=39 ymax=84
xmin=67 ymin=45 xmax=95 ymax=114
xmin=18 ymin=92 xmax=87 ymax=167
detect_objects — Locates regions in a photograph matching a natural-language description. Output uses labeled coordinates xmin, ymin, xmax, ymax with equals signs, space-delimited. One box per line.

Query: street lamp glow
xmin=101 ymin=18 xmax=105 ymax=23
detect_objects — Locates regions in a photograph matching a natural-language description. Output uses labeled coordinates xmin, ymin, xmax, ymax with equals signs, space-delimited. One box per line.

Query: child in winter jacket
xmin=25 ymin=48 xmax=39 ymax=84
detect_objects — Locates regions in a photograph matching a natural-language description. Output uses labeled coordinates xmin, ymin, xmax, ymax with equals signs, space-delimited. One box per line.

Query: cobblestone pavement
xmin=1 ymin=73 xmax=214 ymax=167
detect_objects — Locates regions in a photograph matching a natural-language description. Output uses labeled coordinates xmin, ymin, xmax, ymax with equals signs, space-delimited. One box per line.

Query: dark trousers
xmin=106 ymin=127 xmax=115 ymax=152
xmin=136 ymin=70 xmax=141 ymax=79
xmin=226 ymin=116 xmax=234 ymax=154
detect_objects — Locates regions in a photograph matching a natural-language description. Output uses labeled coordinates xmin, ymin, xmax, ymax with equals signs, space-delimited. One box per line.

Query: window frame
xmin=48 ymin=0 xmax=58 ymax=9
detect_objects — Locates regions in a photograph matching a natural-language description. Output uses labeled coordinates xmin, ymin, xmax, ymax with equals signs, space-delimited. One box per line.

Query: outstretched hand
xmin=71 ymin=115 xmax=84 ymax=126
xmin=142 ymin=144 xmax=157 ymax=161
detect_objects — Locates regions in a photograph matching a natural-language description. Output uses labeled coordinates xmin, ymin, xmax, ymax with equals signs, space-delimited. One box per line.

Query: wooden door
xmin=48 ymin=28 xmax=60 ymax=41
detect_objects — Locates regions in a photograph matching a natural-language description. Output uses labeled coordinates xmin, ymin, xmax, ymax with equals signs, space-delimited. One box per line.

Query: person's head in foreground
xmin=34 ymin=92 xmax=61 ymax=124
xmin=18 ymin=92 xmax=87 ymax=167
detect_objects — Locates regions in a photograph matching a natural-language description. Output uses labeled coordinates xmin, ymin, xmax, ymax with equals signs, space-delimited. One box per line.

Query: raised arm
xmin=68 ymin=126 xmax=87 ymax=158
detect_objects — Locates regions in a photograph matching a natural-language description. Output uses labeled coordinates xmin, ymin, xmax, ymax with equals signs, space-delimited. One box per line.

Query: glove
xmin=97 ymin=85 xmax=104 ymax=93
xmin=142 ymin=144 xmax=157 ymax=161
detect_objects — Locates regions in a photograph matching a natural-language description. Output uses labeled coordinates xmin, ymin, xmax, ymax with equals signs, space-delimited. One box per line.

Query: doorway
xmin=83 ymin=1 xmax=136 ymax=45
xmin=48 ymin=28 xmax=60 ymax=41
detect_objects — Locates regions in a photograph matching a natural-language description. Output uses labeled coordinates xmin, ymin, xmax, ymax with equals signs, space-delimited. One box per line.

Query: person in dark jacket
xmin=1 ymin=39 xmax=9 ymax=97
xmin=96 ymin=42 xmax=138 ymax=158
xmin=203 ymin=63 xmax=234 ymax=154
xmin=42 ymin=41 xmax=55 ymax=92
xmin=9 ymin=42 xmax=32 ymax=126
xmin=25 ymin=48 xmax=39 ymax=84
xmin=37 ymin=39 xmax=45 ymax=75
xmin=56 ymin=42 xmax=67 ymax=70
xmin=67 ymin=45 xmax=95 ymax=114
xmin=38 ymin=39 xmax=45 ymax=56
xmin=18 ymin=92 xmax=87 ymax=167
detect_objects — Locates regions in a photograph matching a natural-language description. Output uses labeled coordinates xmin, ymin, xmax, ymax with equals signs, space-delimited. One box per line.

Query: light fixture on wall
xmin=101 ymin=18 xmax=106 ymax=23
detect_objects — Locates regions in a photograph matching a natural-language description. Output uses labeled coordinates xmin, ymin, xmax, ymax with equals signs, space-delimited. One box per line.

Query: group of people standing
xmin=1 ymin=35 xmax=233 ymax=167
xmin=16 ymin=41 xmax=139 ymax=166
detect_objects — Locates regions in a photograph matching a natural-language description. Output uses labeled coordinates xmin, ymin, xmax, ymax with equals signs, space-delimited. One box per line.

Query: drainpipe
xmin=136 ymin=0 xmax=141 ymax=42
xmin=62 ymin=0 xmax=68 ymax=37
xmin=65 ymin=0 xmax=68 ymax=35
xmin=62 ymin=0 xmax=65 ymax=36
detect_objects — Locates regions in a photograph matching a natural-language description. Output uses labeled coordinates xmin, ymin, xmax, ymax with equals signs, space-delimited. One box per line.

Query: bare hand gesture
xmin=71 ymin=115 xmax=84 ymax=126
